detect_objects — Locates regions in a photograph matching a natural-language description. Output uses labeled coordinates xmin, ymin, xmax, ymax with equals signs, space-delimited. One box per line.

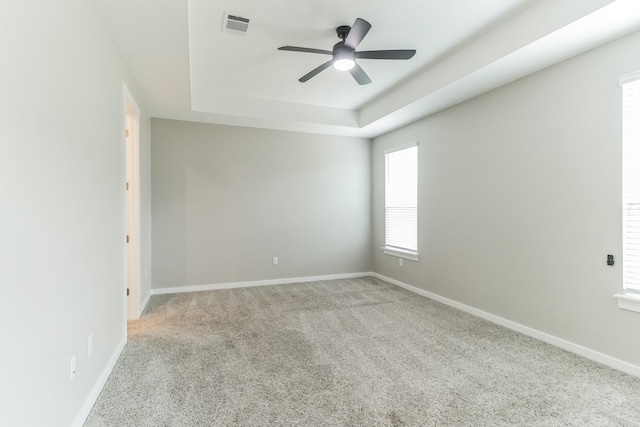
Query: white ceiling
xmin=189 ymin=0 xmax=528 ymax=110
xmin=92 ymin=0 xmax=640 ymax=138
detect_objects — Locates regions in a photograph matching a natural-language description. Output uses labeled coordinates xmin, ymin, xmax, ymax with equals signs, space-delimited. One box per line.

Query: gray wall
xmin=0 ymin=1 xmax=152 ymax=426
xmin=373 ymin=30 xmax=640 ymax=367
xmin=151 ymin=119 xmax=371 ymax=288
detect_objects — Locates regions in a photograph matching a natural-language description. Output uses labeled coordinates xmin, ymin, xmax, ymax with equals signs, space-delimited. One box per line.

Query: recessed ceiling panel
xmin=188 ymin=0 xmax=531 ymax=114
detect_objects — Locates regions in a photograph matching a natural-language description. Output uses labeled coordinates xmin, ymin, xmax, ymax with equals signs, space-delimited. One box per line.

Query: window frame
xmin=615 ymin=70 xmax=640 ymax=312
xmin=383 ymin=142 xmax=419 ymax=261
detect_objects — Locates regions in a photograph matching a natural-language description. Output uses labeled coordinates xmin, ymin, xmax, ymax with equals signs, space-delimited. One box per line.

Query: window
xmin=622 ymin=72 xmax=640 ymax=295
xmin=617 ymin=71 xmax=640 ymax=313
xmin=384 ymin=143 xmax=418 ymax=260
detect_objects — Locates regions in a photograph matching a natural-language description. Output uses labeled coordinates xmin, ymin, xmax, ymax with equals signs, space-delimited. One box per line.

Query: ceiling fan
xmin=278 ymin=18 xmax=416 ymax=85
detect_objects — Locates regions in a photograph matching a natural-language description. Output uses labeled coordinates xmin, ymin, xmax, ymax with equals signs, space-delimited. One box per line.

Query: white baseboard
xmin=151 ymin=272 xmax=374 ymax=295
xmin=71 ymin=336 xmax=127 ymax=427
xmin=372 ymin=273 xmax=640 ymax=379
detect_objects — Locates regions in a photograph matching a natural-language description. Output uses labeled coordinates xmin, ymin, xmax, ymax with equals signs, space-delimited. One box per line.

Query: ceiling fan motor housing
xmin=332 ymin=41 xmax=356 ymax=70
xmin=333 ymin=41 xmax=355 ymax=61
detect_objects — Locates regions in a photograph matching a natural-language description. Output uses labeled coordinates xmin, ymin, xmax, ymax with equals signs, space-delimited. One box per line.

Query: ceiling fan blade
xmin=278 ymin=46 xmax=332 ymax=55
xmin=349 ymin=63 xmax=371 ymax=85
xmin=344 ymin=18 xmax=371 ymax=49
xmin=356 ymin=50 xmax=416 ymax=60
xmin=299 ymin=60 xmax=334 ymax=82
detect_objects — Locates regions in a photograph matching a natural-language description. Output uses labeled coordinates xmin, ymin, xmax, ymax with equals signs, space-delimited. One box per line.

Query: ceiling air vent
xmin=223 ymin=12 xmax=250 ymax=35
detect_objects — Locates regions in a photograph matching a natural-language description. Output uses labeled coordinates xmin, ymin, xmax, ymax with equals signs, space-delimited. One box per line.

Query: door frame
xmin=123 ymin=83 xmax=141 ymax=322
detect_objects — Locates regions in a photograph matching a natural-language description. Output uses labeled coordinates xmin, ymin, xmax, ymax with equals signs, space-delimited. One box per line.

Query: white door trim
xmin=123 ymin=83 xmax=141 ymax=321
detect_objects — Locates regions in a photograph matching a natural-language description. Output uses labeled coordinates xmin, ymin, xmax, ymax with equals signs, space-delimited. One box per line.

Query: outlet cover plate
xmin=69 ymin=356 xmax=77 ymax=380
xmin=88 ymin=334 xmax=93 ymax=357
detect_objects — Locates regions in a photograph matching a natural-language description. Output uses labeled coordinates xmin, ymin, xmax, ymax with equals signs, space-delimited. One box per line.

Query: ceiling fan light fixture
xmin=334 ymin=58 xmax=355 ymax=71
xmin=333 ymin=45 xmax=356 ymax=71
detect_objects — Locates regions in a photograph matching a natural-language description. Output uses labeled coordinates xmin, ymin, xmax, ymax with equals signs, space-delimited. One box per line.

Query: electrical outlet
xmin=69 ymin=356 xmax=77 ymax=380
xmin=88 ymin=334 xmax=93 ymax=357
xmin=272 ymin=257 xmax=278 ymax=265
xmin=399 ymin=258 xmax=403 ymax=267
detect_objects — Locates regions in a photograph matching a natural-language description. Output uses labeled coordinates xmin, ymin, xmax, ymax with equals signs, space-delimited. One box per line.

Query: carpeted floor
xmin=85 ymin=277 xmax=640 ymax=426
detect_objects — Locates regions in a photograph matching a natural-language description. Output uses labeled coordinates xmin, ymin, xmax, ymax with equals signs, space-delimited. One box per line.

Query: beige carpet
xmin=85 ymin=277 xmax=640 ymax=426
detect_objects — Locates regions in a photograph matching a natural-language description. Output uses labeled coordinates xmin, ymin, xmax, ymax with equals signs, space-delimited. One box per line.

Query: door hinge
xmin=126 ymin=129 xmax=129 ymax=138
xmin=126 ymin=182 xmax=129 ymax=190
xmin=126 ymin=235 xmax=130 ymax=243
xmin=127 ymin=288 xmax=130 ymax=296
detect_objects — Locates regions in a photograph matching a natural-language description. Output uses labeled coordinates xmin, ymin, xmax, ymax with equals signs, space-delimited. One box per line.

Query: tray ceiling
xmin=93 ymin=0 xmax=640 ymax=137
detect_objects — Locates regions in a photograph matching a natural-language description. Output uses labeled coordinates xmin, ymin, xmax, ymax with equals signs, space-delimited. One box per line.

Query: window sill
xmin=613 ymin=292 xmax=640 ymax=313
xmin=383 ymin=247 xmax=419 ymax=261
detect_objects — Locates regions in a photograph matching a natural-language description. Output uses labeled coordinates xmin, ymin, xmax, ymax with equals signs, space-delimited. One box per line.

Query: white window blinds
xmin=385 ymin=144 xmax=418 ymax=254
xmin=622 ymin=73 xmax=640 ymax=292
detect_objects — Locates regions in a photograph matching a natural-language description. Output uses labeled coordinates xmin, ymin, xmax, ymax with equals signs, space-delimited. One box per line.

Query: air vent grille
xmin=223 ymin=13 xmax=250 ymax=34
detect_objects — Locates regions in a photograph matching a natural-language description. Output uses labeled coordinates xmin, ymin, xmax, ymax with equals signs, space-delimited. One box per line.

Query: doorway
xmin=124 ymin=84 xmax=141 ymax=320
